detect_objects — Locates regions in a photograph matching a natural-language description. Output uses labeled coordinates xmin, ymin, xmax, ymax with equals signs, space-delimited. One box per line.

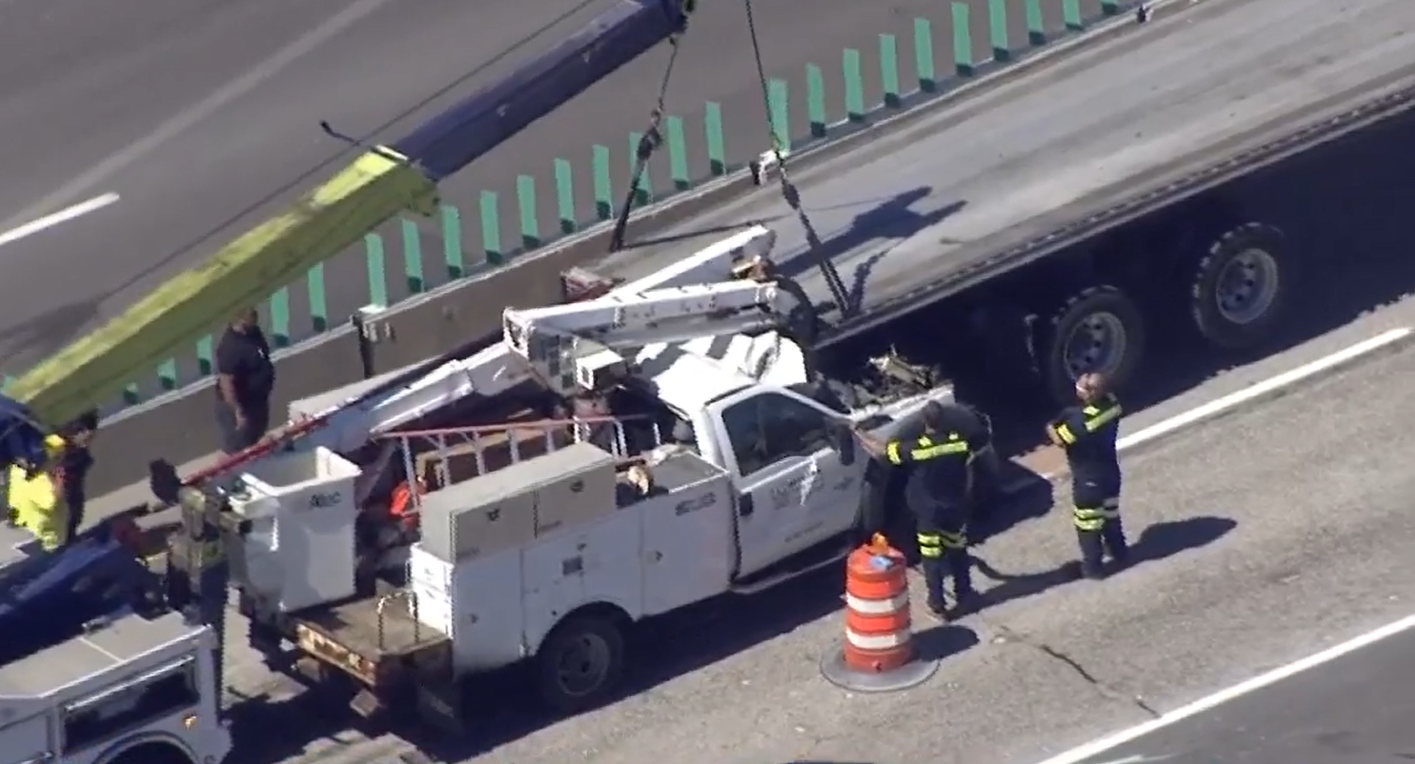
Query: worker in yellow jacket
xmin=7 ymin=411 xmax=98 ymax=551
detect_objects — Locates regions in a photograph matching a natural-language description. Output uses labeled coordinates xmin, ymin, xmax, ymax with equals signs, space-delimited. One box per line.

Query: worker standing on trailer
xmin=857 ymin=401 xmax=980 ymax=620
xmin=215 ymin=308 xmax=276 ymax=455
xmin=5 ymin=409 xmax=99 ymax=551
xmin=1046 ymin=372 xmax=1128 ymax=580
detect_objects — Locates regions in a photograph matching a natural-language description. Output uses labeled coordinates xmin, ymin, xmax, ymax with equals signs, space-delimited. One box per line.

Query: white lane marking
xmin=0 ymin=193 xmax=120 ymax=249
xmin=1033 ymin=613 xmax=1415 ymax=764
xmin=1116 ymin=326 xmax=1413 ymax=451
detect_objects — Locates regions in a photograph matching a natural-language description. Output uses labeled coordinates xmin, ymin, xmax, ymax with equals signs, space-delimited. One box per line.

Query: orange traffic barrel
xmin=820 ymin=533 xmax=942 ymax=693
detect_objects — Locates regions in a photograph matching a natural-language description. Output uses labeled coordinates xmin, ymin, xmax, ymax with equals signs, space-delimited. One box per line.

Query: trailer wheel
xmin=109 ymin=741 xmax=194 ymax=764
xmin=537 ymin=612 xmax=626 ymax=713
xmin=1041 ymin=285 xmax=1146 ymax=406
xmin=1189 ymin=223 xmax=1289 ymax=349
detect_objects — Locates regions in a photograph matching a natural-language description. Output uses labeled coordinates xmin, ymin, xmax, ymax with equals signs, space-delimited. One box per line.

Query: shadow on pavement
xmin=224 ymin=683 xmax=375 ymax=764
xmin=970 ymin=514 xmax=1238 ymax=609
xmin=914 ymin=623 xmax=981 ymax=662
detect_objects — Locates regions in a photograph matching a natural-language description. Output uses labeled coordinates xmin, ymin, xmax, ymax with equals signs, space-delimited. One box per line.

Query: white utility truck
xmin=195 ymin=225 xmax=980 ymax=730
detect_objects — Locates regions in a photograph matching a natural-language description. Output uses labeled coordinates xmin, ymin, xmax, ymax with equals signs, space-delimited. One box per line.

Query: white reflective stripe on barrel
xmin=846 ymin=628 xmax=910 ymax=651
xmin=845 ymin=592 xmax=910 ymax=615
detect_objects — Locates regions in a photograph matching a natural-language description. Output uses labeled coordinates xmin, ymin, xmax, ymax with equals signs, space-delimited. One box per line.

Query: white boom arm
xmin=305 ymin=226 xmax=784 ymax=451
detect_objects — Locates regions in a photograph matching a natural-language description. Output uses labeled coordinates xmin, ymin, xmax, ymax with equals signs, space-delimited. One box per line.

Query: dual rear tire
xmin=1036 ymin=222 xmax=1290 ymax=405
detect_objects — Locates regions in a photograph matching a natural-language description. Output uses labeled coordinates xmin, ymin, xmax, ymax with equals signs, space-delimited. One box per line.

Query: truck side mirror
xmin=831 ymin=424 xmax=856 ymax=466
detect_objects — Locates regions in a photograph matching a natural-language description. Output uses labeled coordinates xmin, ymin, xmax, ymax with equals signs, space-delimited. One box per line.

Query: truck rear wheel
xmin=1040 ymin=285 xmax=1146 ymax=406
xmin=109 ymin=741 xmax=194 ymax=764
xmin=1189 ymin=222 xmax=1289 ymax=350
xmin=536 ymin=612 xmax=626 ymax=714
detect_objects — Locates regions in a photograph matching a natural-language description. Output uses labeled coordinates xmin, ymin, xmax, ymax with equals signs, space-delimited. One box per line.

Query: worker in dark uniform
xmin=858 ymin=400 xmax=979 ymax=620
xmin=1046 ymin=372 xmax=1127 ymax=579
xmin=215 ymin=308 xmax=276 ymax=455
xmin=58 ymin=410 xmax=99 ymax=544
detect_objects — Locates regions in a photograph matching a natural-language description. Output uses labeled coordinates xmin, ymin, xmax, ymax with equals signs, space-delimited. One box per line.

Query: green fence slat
xmin=879 ymin=34 xmax=901 ymax=108
xmin=767 ymin=79 xmax=790 ymax=153
xmin=480 ymin=190 xmax=504 ymax=266
xmin=914 ymin=18 xmax=937 ymax=93
xmin=592 ymin=145 xmax=613 ymax=220
xmin=665 ymin=115 xmax=690 ymax=191
xmin=628 ymin=133 xmax=653 ymax=205
xmin=307 ymin=264 xmax=327 ymax=332
xmin=705 ymin=102 xmax=727 ymax=176
xmin=1025 ymin=0 xmax=1046 ymax=46
xmin=517 ymin=175 xmax=540 ymax=249
xmin=401 ymin=219 xmax=425 ymax=294
xmin=158 ymin=359 xmax=178 ymax=391
xmin=123 ymin=383 xmax=140 ymax=406
xmin=952 ymin=3 xmax=975 ymax=77
xmin=806 ymin=64 xmax=827 ymax=137
xmin=269 ymin=286 xmax=291 ymax=347
xmin=441 ymin=204 xmax=464 ymax=280
xmin=364 ymin=233 xmax=389 ymax=307
xmin=554 ymin=158 xmax=577 ymax=235
xmin=1102 ymin=0 xmax=1120 ymax=15
xmin=1063 ymin=0 xmax=1083 ymax=31
xmin=843 ymin=48 xmax=865 ymax=122
xmin=197 ymin=335 xmax=214 ymax=376
xmin=989 ymin=0 xmax=1011 ymax=61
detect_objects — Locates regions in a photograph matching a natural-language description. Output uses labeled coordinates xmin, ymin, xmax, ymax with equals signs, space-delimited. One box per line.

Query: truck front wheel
xmin=536 ymin=612 xmax=626 ymax=714
xmin=1189 ymin=222 xmax=1290 ymax=350
xmin=1039 ymin=285 xmax=1146 ymax=406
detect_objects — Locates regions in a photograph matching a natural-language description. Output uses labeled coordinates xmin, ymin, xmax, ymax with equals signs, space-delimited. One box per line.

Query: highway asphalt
xmin=593 ymin=0 xmax=1415 ymax=338
xmin=200 ymin=258 xmax=1415 ymax=764
xmin=1067 ymin=625 xmax=1415 ymax=763
xmin=0 ymin=0 xmax=1109 ymax=394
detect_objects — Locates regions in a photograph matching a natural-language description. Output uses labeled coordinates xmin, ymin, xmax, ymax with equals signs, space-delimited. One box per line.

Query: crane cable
xmin=740 ymin=0 xmax=852 ymax=317
xmin=609 ymin=23 xmax=688 ymax=252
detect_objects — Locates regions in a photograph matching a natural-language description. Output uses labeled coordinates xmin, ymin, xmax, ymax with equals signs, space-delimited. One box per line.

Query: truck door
xmin=708 ymin=390 xmax=858 ymax=577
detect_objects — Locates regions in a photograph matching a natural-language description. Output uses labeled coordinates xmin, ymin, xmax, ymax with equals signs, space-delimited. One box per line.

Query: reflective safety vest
xmin=7 ymin=434 xmax=69 ymax=532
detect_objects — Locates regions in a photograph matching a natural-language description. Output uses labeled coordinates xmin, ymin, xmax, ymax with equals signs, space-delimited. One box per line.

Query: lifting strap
xmin=740 ymin=0 xmax=852 ymax=316
xmin=609 ymin=23 xmax=688 ymax=252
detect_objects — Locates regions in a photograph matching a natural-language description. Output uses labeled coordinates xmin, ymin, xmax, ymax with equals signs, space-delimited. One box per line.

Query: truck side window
xmin=721 ymin=393 xmax=833 ymax=475
xmin=62 ymin=661 xmax=200 ymax=753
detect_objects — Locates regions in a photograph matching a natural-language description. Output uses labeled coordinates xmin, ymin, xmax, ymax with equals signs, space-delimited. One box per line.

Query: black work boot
xmin=1076 ymin=530 xmax=1106 ymax=580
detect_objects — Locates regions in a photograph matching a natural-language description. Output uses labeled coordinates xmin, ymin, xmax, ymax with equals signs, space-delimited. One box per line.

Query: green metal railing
xmin=2 ymin=0 xmax=1133 ymax=410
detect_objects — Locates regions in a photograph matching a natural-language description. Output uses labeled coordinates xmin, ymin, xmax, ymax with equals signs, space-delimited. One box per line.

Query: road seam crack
xmin=981 ymin=617 xmax=1160 ymax=719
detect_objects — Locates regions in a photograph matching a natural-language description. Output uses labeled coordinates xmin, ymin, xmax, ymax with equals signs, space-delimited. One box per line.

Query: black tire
xmin=111 ymin=742 xmax=194 ymax=764
xmin=1189 ymin=222 xmax=1290 ymax=350
xmin=1040 ymin=285 xmax=1146 ymax=406
xmin=536 ymin=613 xmax=626 ymax=714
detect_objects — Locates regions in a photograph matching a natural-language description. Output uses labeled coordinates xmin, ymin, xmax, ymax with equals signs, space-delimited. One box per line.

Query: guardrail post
xmin=364 ymin=233 xmax=390 ymax=307
xmin=480 ymin=190 xmax=504 ymax=266
xmin=952 ymin=3 xmax=975 ymax=77
xmin=880 ymin=34 xmax=901 ymax=108
xmin=628 ymin=133 xmax=653 ymax=205
xmin=158 ymin=360 xmax=178 ymax=392
xmin=843 ymin=49 xmax=865 ymax=122
xmin=1025 ymin=0 xmax=1046 ymax=46
xmin=197 ymin=336 xmax=214 ymax=376
xmin=806 ymin=64 xmax=827 ymax=137
xmin=440 ymin=205 xmax=464 ymax=280
xmin=1063 ymin=0 xmax=1083 ymax=31
xmin=914 ymin=18 xmax=937 ymax=93
xmin=768 ymin=79 xmax=790 ymax=153
xmin=553 ymin=159 xmax=577 ymax=235
xmin=269 ymin=287 xmax=291 ymax=347
xmin=705 ymin=102 xmax=727 ymax=176
xmin=517 ymin=175 xmax=540 ymax=250
xmin=123 ymin=383 xmax=139 ymax=406
xmin=592 ymin=145 xmax=613 ymax=220
xmin=307 ymin=264 xmax=328 ymax=332
xmin=401 ymin=219 xmax=425 ymax=294
xmin=666 ymin=115 xmax=690 ymax=191
xmin=989 ymin=0 xmax=1011 ymax=62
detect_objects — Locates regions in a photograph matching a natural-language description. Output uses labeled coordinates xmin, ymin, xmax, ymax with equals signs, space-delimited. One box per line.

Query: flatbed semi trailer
xmin=590 ymin=0 xmax=1415 ymax=402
